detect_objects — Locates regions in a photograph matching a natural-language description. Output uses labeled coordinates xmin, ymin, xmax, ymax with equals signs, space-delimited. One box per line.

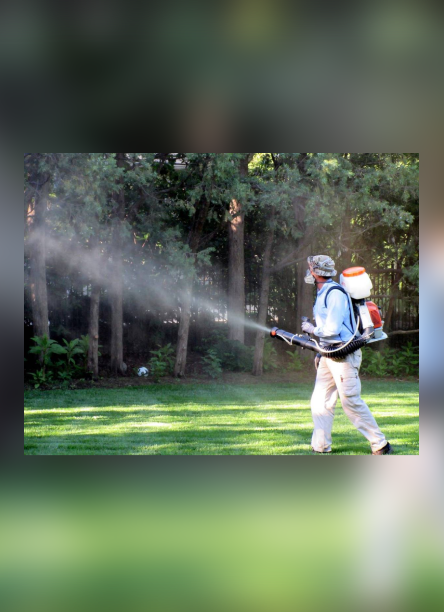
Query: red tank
xmin=366 ymin=301 xmax=383 ymax=329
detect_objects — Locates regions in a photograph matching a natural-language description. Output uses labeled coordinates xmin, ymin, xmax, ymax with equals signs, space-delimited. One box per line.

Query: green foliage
xmin=361 ymin=343 xmax=418 ymax=378
xmin=77 ymin=335 xmax=102 ymax=374
xmin=53 ymin=337 xmax=92 ymax=383
xmin=284 ymin=349 xmax=304 ymax=372
xmin=391 ymin=342 xmax=419 ymax=377
xmin=201 ymin=349 xmax=223 ymax=379
xmin=29 ymin=368 xmax=54 ymax=389
xmin=78 ymin=335 xmax=90 ymax=370
xmin=28 ymin=334 xmax=101 ymax=387
xmin=149 ymin=344 xmax=175 ymax=382
xmin=212 ymin=339 xmax=253 ymax=372
xmin=57 ymin=338 xmax=84 ymax=379
xmin=196 ymin=327 xmax=229 ymax=354
xmin=25 ymin=152 xmax=419 ymax=383
xmin=401 ymin=341 xmax=419 ymax=363
xmin=263 ymin=338 xmax=278 ymax=372
xmin=28 ymin=335 xmax=67 ymax=386
xmin=361 ymin=349 xmax=389 ymax=377
xmin=29 ymin=334 xmax=67 ymax=365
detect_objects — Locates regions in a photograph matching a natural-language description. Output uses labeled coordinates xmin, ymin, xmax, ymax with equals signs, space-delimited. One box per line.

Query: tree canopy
xmin=24 ymin=153 xmax=419 ymax=379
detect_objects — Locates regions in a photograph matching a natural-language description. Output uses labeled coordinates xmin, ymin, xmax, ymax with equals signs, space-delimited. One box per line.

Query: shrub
xmin=361 ymin=343 xmax=419 ymax=378
xmin=263 ymin=338 xmax=278 ymax=372
xmin=28 ymin=335 xmax=67 ymax=387
xmin=212 ymin=339 xmax=253 ymax=372
xmin=56 ymin=338 xmax=85 ymax=381
xmin=284 ymin=349 xmax=304 ymax=372
xmin=149 ymin=344 xmax=175 ymax=382
xmin=29 ymin=334 xmax=67 ymax=364
xmin=29 ymin=368 xmax=54 ymax=389
xmin=397 ymin=342 xmax=419 ymax=376
xmin=196 ymin=327 xmax=228 ymax=354
xmin=28 ymin=334 xmax=104 ymax=388
xmin=201 ymin=349 xmax=223 ymax=379
xmin=360 ymin=349 xmax=390 ymax=377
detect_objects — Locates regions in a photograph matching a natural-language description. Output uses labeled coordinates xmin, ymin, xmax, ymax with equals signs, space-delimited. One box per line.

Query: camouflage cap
xmin=308 ymin=255 xmax=337 ymax=277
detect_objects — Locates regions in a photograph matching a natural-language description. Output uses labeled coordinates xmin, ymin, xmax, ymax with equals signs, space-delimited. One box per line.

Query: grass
xmin=24 ymin=380 xmax=419 ymax=455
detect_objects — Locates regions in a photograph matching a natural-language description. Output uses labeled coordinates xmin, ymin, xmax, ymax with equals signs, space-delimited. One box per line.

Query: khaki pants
xmin=311 ymin=349 xmax=387 ymax=453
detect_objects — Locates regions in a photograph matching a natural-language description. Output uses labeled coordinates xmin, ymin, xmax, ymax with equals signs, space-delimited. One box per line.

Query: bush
xmin=397 ymin=342 xmax=419 ymax=376
xmin=196 ymin=327 xmax=228 ymax=354
xmin=361 ymin=342 xmax=418 ymax=378
xmin=29 ymin=368 xmax=54 ymax=389
xmin=28 ymin=334 xmax=102 ymax=388
xmin=263 ymin=338 xmax=278 ymax=372
xmin=284 ymin=349 xmax=304 ymax=372
xmin=28 ymin=335 xmax=67 ymax=388
xmin=56 ymin=338 xmax=85 ymax=381
xmin=201 ymin=349 xmax=223 ymax=379
xmin=360 ymin=349 xmax=390 ymax=377
xmin=212 ymin=339 xmax=253 ymax=372
xmin=149 ymin=344 xmax=175 ymax=382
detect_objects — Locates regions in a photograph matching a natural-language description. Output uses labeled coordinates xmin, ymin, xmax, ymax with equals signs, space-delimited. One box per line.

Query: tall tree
xmin=172 ymin=154 xmax=251 ymax=376
xmin=50 ymin=152 xmax=159 ymax=376
xmin=109 ymin=153 xmax=127 ymax=374
xmin=48 ymin=153 xmax=114 ymax=377
xmin=87 ymin=282 xmax=101 ymax=378
xmin=227 ymin=153 xmax=252 ymax=344
xmin=252 ymin=208 xmax=275 ymax=376
xmin=107 ymin=153 xmax=157 ymax=374
xmin=24 ymin=152 xmax=419 ymax=382
xmin=25 ymin=154 xmax=52 ymax=339
xmin=174 ymin=192 xmax=211 ymax=377
xmin=251 ymin=154 xmax=311 ymax=374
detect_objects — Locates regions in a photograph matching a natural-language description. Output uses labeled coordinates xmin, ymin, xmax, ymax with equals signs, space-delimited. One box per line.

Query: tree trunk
xmin=296 ymin=257 xmax=316 ymax=327
xmin=252 ymin=225 xmax=275 ymax=376
xmin=384 ymin=268 xmax=402 ymax=333
xmin=88 ymin=284 xmax=100 ymax=379
xmin=291 ymin=157 xmax=315 ymax=362
xmin=174 ymin=285 xmax=192 ymax=377
xmin=227 ymin=196 xmax=245 ymax=343
xmin=227 ymin=155 xmax=249 ymax=343
xmin=174 ymin=195 xmax=211 ymax=377
xmin=295 ymin=256 xmax=316 ymax=363
xmin=29 ymin=175 xmax=50 ymax=339
xmin=110 ymin=153 xmax=126 ymax=375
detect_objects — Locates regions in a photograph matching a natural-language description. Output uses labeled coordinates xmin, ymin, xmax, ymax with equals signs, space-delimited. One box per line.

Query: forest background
xmin=24 ymin=153 xmax=419 ymax=386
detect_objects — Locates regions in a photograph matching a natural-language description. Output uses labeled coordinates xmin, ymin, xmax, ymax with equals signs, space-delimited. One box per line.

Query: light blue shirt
xmin=313 ymin=280 xmax=355 ymax=345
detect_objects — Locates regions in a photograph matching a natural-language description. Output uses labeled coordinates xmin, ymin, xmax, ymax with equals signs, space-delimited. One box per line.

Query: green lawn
xmin=24 ymin=380 xmax=419 ymax=455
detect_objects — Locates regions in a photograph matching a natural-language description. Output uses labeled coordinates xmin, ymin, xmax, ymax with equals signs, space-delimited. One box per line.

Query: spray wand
xmin=270 ymin=317 xmax=368 ymax=360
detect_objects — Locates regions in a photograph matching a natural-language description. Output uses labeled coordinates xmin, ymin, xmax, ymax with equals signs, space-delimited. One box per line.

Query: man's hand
xmin=302 ymin=320 xmax=315 ymax=334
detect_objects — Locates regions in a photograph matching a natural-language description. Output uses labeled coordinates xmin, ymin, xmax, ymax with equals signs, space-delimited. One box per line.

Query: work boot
xmin=311 ymin=447 xmax=332 ymax=454
xmin=372 ymin=442 xmax=393 ymax=455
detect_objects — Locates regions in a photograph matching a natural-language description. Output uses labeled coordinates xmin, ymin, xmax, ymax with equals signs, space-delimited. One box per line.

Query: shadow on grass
xmin=24 ymin=415 xmax=419 ymax=455
xmin=24 ymin=383 xmax=419 ymax=455
xmin=24 ymin=429 xmax=304 ymax=455
xmin=24 ymin=407 xmax=419 ymax=427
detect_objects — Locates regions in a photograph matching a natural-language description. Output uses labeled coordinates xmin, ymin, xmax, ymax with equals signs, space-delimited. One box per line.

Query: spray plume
xmin=26 ymin=230 xmax=272 ymax=334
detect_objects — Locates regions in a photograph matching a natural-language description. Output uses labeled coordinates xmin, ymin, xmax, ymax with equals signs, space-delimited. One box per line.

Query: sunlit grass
xmin=24 ymin=381 xmax=419 ymax=455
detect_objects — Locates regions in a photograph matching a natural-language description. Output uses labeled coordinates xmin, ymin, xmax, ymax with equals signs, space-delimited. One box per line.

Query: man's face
xmin=304 ymin=267 xmax=316 ymax=285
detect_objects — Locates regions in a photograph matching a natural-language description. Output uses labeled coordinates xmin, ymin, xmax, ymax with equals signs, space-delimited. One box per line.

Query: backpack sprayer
xmin=270 ymin=267 xmax=388 ymax=360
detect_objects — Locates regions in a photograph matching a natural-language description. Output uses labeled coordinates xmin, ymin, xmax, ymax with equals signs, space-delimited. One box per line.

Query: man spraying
xmin=301 ymin=255 xmax=393 ymax=455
